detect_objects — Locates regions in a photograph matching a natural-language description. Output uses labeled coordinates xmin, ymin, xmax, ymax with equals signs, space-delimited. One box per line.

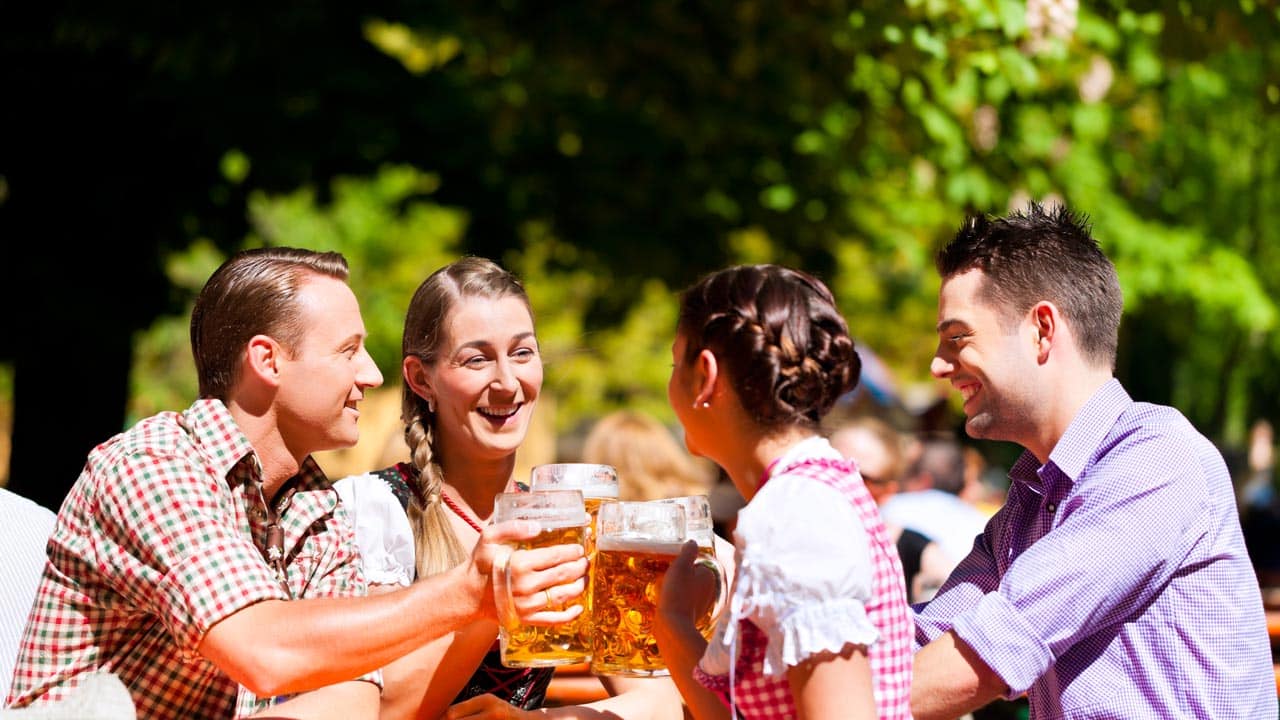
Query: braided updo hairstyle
xmin=677 ymin=264 xmax=860 ymax=429
xmin=401 ymin=256 xmax=534 ymax=577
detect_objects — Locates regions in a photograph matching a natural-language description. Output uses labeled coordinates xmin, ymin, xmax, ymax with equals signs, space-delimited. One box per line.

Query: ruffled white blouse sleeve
xmin=333 ymin=473 xmax=416 ymax=587
xmin=702 ymin=473 xmax=879 ymax=679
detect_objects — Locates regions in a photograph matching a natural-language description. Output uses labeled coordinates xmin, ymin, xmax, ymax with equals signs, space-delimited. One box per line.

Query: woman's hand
xmin=657 ymin=540 xmax=717 ymax=632
xmin=443 ymin=692 xmax=535 ymax=719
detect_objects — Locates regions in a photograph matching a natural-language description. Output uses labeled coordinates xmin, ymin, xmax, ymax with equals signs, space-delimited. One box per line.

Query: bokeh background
xmin=3 ymin=0 xmax=1279 ymax=513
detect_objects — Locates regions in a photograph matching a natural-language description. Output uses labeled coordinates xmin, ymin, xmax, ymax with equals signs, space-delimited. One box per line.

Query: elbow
xmin=222 ymin=648 xmax=305 ymax=698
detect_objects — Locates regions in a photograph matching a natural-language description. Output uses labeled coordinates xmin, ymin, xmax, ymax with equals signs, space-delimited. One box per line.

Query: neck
xmin=1027 ymin=367 xmax=1113 ymax=464
xmin=438 ymin=453 xmax=517 ymax=523
xmin=719 ymin=424 xmax=817 ymax=502
xmin=226 ymin=400 xmax=302 ymax=500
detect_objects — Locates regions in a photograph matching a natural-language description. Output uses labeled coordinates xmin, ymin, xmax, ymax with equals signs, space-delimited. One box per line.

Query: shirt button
xmin=1047 ymin=503 xmax=1057 ymax=513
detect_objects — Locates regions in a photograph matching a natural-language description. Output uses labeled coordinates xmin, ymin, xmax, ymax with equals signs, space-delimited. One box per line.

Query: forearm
xmin=538 ymin=676 xmax=684 ymax=720
xmin=652 ymin=616 xmax=730 ymax=720
xmin=911 ymin=631 xmax=1006 ymax=720
xmin=202 ymin=563 xmax=485 ymax=696
xmin=245 ymin=679 xmax=381 ymax=719
xmin=378 ymin=621 xmax=497 ymax=720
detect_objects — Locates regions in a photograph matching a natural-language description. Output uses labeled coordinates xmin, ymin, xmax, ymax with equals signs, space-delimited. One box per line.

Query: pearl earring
xmin=427 ymin=398 xmax=436 ymax=413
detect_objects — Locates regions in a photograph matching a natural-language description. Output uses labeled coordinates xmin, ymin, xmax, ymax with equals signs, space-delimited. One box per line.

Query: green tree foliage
xmin=10 ymin=1 xmax=1280 ymax=500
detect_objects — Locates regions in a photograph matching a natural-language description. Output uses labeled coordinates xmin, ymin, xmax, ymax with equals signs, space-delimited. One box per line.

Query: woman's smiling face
xmin=422 ymin=295 xmax=542 ymax=466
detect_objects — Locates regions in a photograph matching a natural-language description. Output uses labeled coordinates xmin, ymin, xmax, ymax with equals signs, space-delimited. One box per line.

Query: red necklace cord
xmin=441 ymin=492 xmax=484 ymax=533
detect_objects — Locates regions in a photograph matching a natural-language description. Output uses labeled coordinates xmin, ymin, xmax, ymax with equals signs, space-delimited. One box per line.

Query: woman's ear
xmin=403 ymin=355 xmax=434 ymax=404
xmin=693 ymin=348 xmax=719 ymax=407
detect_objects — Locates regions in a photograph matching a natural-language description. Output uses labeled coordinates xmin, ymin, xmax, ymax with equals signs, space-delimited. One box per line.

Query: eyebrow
xmin=455 ymin=331 xmax=537 ymax=352
xmin=935 ymin=318 xmax=969 ymax=334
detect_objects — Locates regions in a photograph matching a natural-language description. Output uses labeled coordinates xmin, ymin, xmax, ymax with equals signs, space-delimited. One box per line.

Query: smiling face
xmin=418 ymin=295 xmax=542 ymax=467
xmin=274 ymin=274 xmax=384 ymax=457
xmin=930 ymin=269 xmax=1040 ymax=447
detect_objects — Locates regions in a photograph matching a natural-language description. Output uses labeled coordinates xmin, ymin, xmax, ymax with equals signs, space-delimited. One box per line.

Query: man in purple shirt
xmin=911 ymin=203 xmax=1274 ymax=719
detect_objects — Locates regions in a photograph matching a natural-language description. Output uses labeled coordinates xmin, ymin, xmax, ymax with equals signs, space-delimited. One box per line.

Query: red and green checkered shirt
xmin=5 ymin=399 xmax=376 ymax=718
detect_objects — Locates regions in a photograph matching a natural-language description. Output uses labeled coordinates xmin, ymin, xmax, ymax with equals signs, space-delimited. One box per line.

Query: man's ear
xmin=1030 ymin=301 xmax=1059 ymax=363
xmin=245 ymin=335 xmax=284 ymax=388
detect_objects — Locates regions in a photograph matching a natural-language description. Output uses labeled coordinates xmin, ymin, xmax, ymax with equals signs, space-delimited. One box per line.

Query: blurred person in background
xmin=655 ymin=264 xmax=912 ymax=719
xmin=880 ymin=434 xmax=990 ymax=572
xmin=333 ymin=257 xmax=684 ymax=720
xmin=581 ymin=409 xmax=715 ymax=502
xmin=828 ymin=414 xmax=951 ymax=604
xmin=6 ymin=248 xmax=582 ymax=720
xmin=912 ymin=203 xmax=1272 ymax=719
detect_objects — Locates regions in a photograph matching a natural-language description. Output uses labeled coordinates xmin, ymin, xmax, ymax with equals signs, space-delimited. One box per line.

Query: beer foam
xmin=503 ymin=506 xmax=588 ymax=526
xmin=596 ymin=535 xmax=683 ymax=555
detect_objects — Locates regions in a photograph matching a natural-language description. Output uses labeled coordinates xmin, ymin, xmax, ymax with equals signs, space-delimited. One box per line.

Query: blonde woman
xmin=336 ymin=257 xmax=684 ymax=720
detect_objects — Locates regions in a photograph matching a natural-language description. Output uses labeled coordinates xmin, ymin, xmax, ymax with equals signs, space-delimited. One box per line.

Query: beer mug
xmin=493 ymin=489 xmax=592 ymax=668
xmin=659 ymin=494 xmax=724 ymax=639
xmin=530 ymin=463 xmax=620 ymax=643
xmin=590 ymin=500 xmax=728 ymax=677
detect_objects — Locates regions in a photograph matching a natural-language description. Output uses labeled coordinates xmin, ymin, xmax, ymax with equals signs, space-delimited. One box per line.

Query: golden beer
xmin=530 ymin=464 xmax=620 ymax=652
xmin=660 ymin=494 xmax=724 ymax=640
xmin=500 ymin=522 xmax=593 ymax=667
xmin=589 ymin=537 xmax=684 ymax=677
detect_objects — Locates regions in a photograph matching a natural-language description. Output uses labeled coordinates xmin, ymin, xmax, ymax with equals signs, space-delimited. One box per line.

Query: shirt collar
xmin=1009 ymin=378 xmax=1130 ymax=493
xmin=181 ymin=398 xmax=331 ymax=494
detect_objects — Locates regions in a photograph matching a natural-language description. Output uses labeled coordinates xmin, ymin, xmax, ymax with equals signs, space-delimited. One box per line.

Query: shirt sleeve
xmin=333 ymin=474 xmax=415 ymax=587
xmin=949 ymin=431 xmax=1213 ymax=697
xmin=92 ymin=451 xmax=287 ymax=656
xmin=728 ymin=476 xmax=880 ymax=677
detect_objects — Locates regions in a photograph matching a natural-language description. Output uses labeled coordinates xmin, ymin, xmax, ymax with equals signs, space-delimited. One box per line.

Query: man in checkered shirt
xmin=910 ymin=204 xmax=1273 ymax=719
xmin=6 ymin=248 xmax=588 ymax=719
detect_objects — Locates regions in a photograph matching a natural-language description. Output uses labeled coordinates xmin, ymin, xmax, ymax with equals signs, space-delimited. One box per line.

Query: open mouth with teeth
xmin=477 ymin=404 xmax=524 ymax=426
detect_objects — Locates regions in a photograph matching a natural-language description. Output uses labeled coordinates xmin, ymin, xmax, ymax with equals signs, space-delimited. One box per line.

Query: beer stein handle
xmin=693 ymin=554 xmax=729 ymax=632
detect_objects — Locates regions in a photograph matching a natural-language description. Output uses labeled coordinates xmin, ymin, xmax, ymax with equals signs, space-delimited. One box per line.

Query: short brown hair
xmin=190 ymin=247 xmax=350 ymax=400
xmin=937 ymin=202 xmax=1122 ymax=369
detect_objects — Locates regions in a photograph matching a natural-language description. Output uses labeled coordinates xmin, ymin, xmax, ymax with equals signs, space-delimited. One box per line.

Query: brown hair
xmin=677 ymin=264 xmax=860 ymax=429
xmin=190 ymin=247 xmax=350 ymax=400
xmin=581 ymin=410 xmax=714 ymax=501
xmin=401 ymin=256 xmax=534 ymax=577
xmin=936 ymin=202 xmax=1123 ymax=369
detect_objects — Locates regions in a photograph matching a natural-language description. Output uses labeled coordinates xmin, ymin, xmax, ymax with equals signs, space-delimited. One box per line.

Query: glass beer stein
xmin=493 ymin=489 xmax=592 ymax=667
xmin=589 ymin=500 xmax=727 ymax=677
xmin=658 ymin=494 xmax=724 ymax=639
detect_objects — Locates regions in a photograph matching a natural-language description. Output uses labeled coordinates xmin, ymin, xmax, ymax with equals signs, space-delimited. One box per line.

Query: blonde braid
xmin=403 ymin=412 xmax=469 ymax=578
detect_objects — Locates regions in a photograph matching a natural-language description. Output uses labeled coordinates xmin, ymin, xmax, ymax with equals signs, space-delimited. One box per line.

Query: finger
xmin=510 ymin=576 xmax=588 ymax=617
xmin=510 ymin=543 xmax=586 ymax=572
xmin=481 ymin=519 xmax=542 ymax=545
xmin=443 ymin=693 xmax=502 ymax=719
xmin=506 ymin=553 xmax=588 ymax=596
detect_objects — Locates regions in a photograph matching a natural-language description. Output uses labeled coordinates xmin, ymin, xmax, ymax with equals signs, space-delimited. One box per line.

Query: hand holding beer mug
xmin=590 ymin=500 xmax=728 ymax=677
xmin=659 ymin=494 xmax=727 ymax=639
xmin=493 ymin=490 xmax=593 ymax=667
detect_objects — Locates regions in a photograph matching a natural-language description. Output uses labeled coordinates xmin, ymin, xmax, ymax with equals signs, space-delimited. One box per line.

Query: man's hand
xmin=475 ymin=519 xmax=588 ymax=626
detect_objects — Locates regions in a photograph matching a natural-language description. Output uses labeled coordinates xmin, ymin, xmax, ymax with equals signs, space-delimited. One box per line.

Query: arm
xmin=245 ymin=680 xmax=380 ymax=720
xmin=444 ymin=676 xmax=687 ymax=720
xmin=652 ymin=541 xmax=733 ymax=720
xmin=377 ymin=619 xmax=498 ymax=720
xmin=787 ymin=644 xmax=875 ymax=720
xmin=910 ymin=631 xmax=1006 ymax=720
xmin=201 ymin=520 xmax=588 ymax=698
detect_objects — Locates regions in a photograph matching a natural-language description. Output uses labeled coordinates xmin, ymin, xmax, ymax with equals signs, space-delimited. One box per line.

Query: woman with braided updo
xmin=334 ymin=257 xmax=684 ymax=720
xmin=653 ymin=265 xmax=913 ymax=720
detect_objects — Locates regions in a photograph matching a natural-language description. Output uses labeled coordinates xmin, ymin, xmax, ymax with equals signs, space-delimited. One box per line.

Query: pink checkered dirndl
xmin=694 ymin=456 xmax=913 ymax=719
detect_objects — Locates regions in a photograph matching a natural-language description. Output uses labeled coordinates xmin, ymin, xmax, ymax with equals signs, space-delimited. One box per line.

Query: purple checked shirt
xmin=913 ymin=379 xmax=1274 ymax=719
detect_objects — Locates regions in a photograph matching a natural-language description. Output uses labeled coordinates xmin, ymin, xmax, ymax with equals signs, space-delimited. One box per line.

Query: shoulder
xmin=738 ymin=474 xmax=868 ymax=558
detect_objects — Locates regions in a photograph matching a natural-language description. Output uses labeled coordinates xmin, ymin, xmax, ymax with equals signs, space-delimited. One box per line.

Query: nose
xmin=357 ymin=348 xmax=384 ymax=389
xmin=491 ymin=358 xmax=518 ymax=392
xmin=930 ymin=351 xmax=953 ymax=380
